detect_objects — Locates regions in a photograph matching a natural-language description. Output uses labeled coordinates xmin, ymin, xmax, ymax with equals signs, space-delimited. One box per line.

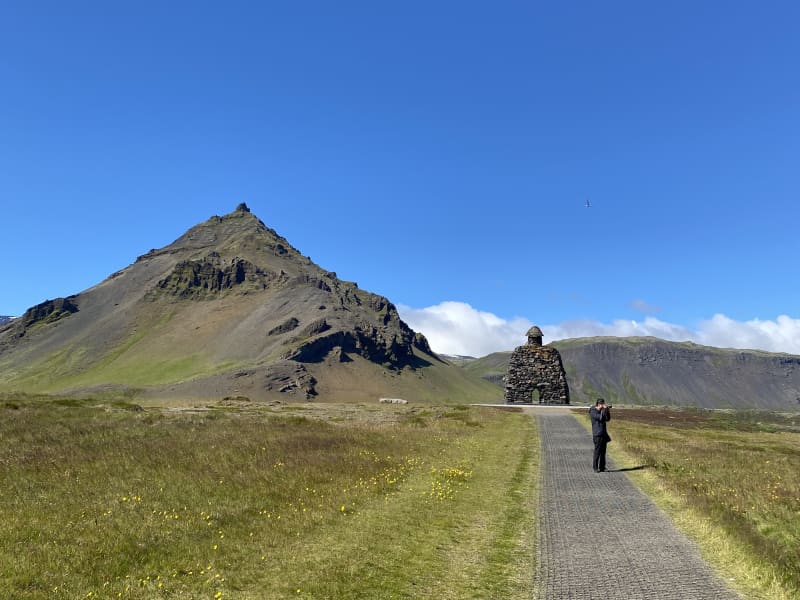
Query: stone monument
xmin=504 ymin=326 xmax=570 ymax=404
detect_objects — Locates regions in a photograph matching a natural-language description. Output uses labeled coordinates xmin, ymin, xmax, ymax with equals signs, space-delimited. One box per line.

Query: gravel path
xmin=533 ymin=411 xmax=741 ymax=599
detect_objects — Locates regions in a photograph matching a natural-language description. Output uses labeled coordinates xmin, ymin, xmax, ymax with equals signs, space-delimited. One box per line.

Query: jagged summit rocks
xmin=0 ymin=205 xmax=450 ymax=402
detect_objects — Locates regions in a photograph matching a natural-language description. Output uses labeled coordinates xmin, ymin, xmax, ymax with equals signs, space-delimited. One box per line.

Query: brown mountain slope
xmin=0 ymin=204 xmax=500 ymax=404
xmin=465 ymin=338 xmax=800 ymax=410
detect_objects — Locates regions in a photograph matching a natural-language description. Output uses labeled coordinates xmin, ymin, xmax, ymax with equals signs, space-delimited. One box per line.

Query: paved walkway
xmin=533 ymin=412 xmax=741 ymax=599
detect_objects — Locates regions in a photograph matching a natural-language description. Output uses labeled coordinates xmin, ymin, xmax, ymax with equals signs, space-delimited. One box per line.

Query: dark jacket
xmin=589 ymin=406 xmax=611 ymax=438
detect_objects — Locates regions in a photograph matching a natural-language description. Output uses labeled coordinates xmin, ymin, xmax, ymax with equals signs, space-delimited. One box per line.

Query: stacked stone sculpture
xmin=504 ymin=326 xmax=570 ymax=404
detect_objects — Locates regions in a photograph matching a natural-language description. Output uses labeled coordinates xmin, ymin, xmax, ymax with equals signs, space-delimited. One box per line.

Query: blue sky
xmin=2 ymin=1 xmax=799 ymax=356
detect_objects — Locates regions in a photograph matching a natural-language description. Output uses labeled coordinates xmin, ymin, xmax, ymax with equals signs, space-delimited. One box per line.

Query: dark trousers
xmin=593 ymin=435 xmax=608 ymax=471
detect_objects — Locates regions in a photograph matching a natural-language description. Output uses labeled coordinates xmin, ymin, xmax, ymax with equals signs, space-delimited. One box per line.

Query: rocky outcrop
xmin=290 ymin=274 xmax=332 ymax=293
xmin=1 ymin=297 xmax=80 ymax=341
xmin=261 ymin=361 xmax=318 ymax=399
xmin=283 ymin=324 xmax=416 ymax=367
xmin=232 ymin=361 xmax=318 ymax=400
xmin=298 ymin=318 xmax=331 ymax=338
xmin=413 ymin=332 xmax=434 ymax=355
xmin=22 ymin=297 xmax=79 ymax=327
xmin=149 ymin=253 xmax=281 ymax=299
xmin=268 ymin=317 xmax=300 ymax=336
xmin=272 ymin=284 xmax=430 ymax=370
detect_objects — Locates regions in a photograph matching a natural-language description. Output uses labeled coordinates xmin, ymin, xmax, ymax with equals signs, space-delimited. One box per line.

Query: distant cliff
xmin=463 ymin=337 xmax=800 ymax=411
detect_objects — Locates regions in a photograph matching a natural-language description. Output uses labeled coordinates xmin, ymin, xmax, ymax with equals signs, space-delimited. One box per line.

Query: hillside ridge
xmin=465 ymin=338 xmax=800 ymax=410
xmin=0 ymin=204 xmax=496 ymax=404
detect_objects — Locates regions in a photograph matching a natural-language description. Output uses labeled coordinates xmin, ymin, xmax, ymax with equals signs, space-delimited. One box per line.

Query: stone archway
xmin=504 ymin=326 xmax=570 ymax=405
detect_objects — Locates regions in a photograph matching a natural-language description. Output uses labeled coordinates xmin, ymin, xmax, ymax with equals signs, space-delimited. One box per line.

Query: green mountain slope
xmin=0 ymin=204 xmax=500 ymax=404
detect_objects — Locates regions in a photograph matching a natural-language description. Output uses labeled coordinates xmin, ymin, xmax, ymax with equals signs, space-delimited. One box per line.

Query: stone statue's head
xmin=526 ymin=325 xmax=543 ymax=346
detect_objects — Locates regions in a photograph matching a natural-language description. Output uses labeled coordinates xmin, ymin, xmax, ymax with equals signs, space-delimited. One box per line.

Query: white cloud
xmin=543 ymin=317 xmax=693 ymax=343
xmin=398 ymin=302 xmax=800 ymax=357
xmin=398 ymin=301 xmax=532 ymax=357
xmin=694 ymin=314 xmax=800 ymax=354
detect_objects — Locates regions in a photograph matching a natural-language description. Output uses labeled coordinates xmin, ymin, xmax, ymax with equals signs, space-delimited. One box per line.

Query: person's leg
xmin=593 ymin=435 xmax=602 ymax=471
xmin=598 ymin=439 xmax=608 ymax=471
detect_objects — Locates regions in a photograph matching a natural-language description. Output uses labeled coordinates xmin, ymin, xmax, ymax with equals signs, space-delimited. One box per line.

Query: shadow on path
xmin=608 ymin=465 xmax=650 ymax=472
xmin=533 ymin=412 xmax=741 ymax=599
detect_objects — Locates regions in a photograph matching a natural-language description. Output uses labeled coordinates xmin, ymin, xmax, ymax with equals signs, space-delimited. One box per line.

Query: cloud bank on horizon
xmin=398 ymin=302 xmax=800 ymax=357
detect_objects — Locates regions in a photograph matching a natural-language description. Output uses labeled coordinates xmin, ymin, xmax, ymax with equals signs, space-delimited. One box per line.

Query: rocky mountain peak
xmin=0 ymin=205 xmax=440 ymax=402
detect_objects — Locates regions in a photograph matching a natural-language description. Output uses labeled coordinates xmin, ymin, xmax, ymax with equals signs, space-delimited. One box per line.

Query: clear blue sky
xmin=2 ymin=1 xmax=799 ymax=355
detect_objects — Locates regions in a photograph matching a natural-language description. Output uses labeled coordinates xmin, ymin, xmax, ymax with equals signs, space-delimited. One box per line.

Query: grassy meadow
xmin=600 ymin=408 xmax=800 ymax=600
xmin=8 ymin=390 xmax=799 ymax=600
xmin=0 ymin=394 xmax=537 ymax=599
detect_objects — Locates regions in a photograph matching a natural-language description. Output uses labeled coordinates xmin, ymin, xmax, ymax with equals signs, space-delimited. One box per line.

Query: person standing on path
xmin=590 ymin=398 xmax=611 ymax=472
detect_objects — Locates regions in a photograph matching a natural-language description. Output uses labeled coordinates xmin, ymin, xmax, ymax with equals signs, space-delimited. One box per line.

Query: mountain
xmin=465 ymin=338 xmax=800 ymax=410
xmin=460 ymin=352 xmax=509 ymax=387
xmin=0 ymin=316 xmax=12 ymax=325
xmin=0 ymin=204 xmax=500 ymax=404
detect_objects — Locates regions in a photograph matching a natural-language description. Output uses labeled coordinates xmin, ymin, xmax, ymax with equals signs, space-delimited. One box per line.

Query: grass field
xmin=10 ymin=391 xmax=797 ymax=599
xmin=602 ymin=407 xmax=800 ymax=600
xmin=0 ymin=394 xmax=537 ymax=599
